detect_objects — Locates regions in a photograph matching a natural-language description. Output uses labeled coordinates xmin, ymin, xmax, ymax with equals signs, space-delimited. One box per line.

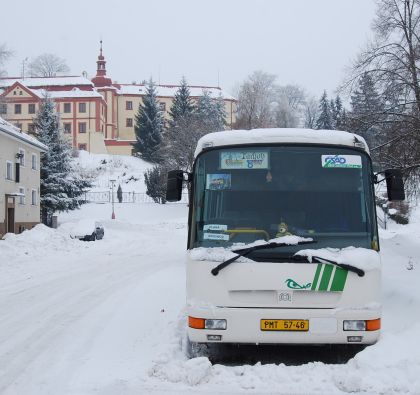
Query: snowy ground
xmin=0 ymin=200 xmax=419 ymax=395
xmin=1 ymin=149 xmax=420 ymax=394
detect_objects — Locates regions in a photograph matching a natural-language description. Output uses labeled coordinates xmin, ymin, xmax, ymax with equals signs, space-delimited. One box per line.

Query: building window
xmin=19 ymin=187 xmax=25 ymax=205
xmin=6 ymin=161 xmax=13 ymax=180
xmin=28 ymin=103 xmax=36 ymax=114
xmin=15 ymin=104 xmax=22 ymax=114
xmin=78 ymin=122 xmax=86 ymax=133
xmin=18 ymin=148 xmax=25 ymax=166
xmin=28 ymin=124 xmax=35 ymax=134
xmin=31 ymin=189 xmax=37 ymax=206
xmin=159 ymin=102 xmax=166 ymax=112
xmin=78 ymin=143 xmax=87 ymax=150
xmin=126 ymin=118 xmax=133 ymax=127
xmin=64 ymin=103 xmax=71 ymax=113
xmin=31 ymin=154 xmax=37 ymax=170
xmin=79 ymin=102 xmax=86 ymax=113
xmin=0 ymin=103 xmax=7 ymax=114
xmin=126 ymin=101 xmax=133 ymax=110
xmin=63 ymin=123 xmax=72 ymax=133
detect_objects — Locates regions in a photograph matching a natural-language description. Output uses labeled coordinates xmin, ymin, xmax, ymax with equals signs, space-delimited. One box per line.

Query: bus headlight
xmin=343 ymin=319 xmax=381 ymax=331
xmin=188 ymin=316 xmax=227 ymax=330
xmin=343 ymin=320 xmax=366 ymax=331
xmin=205 ymin=319 xmax=227 ymax=330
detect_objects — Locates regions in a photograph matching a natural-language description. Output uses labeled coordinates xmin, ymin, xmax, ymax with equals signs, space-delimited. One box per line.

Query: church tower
xmin=91 ymin=40 xmax=113 ymax=87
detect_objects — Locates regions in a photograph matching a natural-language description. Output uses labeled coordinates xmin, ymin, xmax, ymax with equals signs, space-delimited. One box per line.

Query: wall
xmin=0 ymin=133 xmax=42 ymax=237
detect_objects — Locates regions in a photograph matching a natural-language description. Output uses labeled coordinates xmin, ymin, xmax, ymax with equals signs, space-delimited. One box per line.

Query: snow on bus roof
xmin=195 ymin=128 xmax=369 ymax=157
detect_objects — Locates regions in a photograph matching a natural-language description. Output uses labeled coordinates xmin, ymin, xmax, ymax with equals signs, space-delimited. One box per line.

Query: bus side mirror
xmin=166 ymin=170 xmax=184 ymax=202
xmin=385 ymin=169 xmax=405 ymax=201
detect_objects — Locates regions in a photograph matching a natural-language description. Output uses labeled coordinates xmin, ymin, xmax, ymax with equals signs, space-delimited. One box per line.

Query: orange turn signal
xmin=366 ymin=318 xmax=381 ymax=331
xmin=188 ymin=316 xmax=205 ymax=329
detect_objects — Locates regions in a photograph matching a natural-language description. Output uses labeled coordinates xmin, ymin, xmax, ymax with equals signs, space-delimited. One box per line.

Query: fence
xmin=83 ymin=191 xmax=189 ymax=204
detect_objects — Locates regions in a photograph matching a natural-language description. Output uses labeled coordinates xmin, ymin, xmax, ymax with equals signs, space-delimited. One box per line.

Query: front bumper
xmin=187 ymin=306 xmax=380 ymax=345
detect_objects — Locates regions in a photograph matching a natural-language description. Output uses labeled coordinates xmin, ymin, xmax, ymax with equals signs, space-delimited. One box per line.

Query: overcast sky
xmin=2 ymin=0 xmax=376 ymax=98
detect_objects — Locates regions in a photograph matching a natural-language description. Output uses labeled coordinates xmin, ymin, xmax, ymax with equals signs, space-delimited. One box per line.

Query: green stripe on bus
xmin=330 ymin=267 xmax=348 ymax=292
xmin=311 ymin=264 xmax=322 ymax=290
xmin=318 ymin=264 xmax=334 ymax=291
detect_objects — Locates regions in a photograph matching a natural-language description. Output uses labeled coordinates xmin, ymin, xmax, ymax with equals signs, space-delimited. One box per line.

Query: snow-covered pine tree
xmin=132 ymin=78 xmax=164 ymax=162
xmin=330 ymin=95 xmax=344 ymax=130
xmin=34 ymin=95 xmax=91 ymax=226
xmin=195 ymin=90 xmax=226 ymax=132
xmin=315 ymin=91 xmax=332 ymax=130
xmin=168 ymin=76 xmax=195 ymax=126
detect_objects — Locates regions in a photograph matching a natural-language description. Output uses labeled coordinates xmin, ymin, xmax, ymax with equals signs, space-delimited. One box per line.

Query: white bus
xmin=166 ymin=128 xmax=404 ymax=354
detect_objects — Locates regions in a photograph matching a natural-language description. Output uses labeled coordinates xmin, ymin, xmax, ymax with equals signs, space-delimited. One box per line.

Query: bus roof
xmin=195 ymin=128 xmax=369 ymax=157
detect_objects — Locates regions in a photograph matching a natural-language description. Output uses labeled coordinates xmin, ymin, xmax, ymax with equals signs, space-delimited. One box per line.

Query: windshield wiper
xmin=211 ymin=240 xmax=316 ymax=276
xmin=295 ymin=254 xmax=365 ymax=277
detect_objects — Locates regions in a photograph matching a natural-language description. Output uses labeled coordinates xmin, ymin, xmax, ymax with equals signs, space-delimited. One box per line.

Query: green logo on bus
xmin=285 ymin=264 xmax=349 ymax=292
xmin=285 ymin=279 xmax=312 ymax=290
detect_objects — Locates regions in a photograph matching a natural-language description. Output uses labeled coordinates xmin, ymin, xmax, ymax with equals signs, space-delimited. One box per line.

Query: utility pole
xmin=110 ymin=179 xmax=116 ymax=219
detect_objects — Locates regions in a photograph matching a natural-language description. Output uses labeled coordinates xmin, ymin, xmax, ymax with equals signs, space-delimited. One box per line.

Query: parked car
xmin=70 ymin=219 xmax=104 ymax=241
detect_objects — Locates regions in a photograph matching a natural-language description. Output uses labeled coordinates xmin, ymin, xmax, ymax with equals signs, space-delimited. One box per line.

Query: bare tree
xmin=0 ymin=43 xmax=12 ymax=77
xmin=343 ymin=0 xmax=420 ymax=196
xmin=271 ymin=84 xmax=306 ymax=128
xmin=303 ymin=96 xmax=319 ymax=129
xmin=234 ymin=71 xmax=276 ymax=129
xmin=28 ymin=53 xmax=70 ymax=77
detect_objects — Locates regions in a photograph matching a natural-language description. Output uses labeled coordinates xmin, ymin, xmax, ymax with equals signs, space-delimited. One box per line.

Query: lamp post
xmin=110 ymin=179 xmax=116 ymax=219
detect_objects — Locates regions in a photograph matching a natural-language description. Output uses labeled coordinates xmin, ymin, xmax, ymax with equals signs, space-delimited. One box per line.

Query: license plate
xmin=261 ymin=319 xmax=309 ymax=331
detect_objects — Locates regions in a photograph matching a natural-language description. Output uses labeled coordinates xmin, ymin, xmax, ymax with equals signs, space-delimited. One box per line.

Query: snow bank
xmin=296 ymin=246 xmax=381 ymax=271
xmin=148 ymin=315 xmax=420 ymax=394
xmin=1 ymin=224 xmax=81 ymax=260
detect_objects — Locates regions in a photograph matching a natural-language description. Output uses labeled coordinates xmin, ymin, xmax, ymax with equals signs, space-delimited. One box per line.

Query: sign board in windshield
xmin=220 ymin=151 xmax=269 ymax=170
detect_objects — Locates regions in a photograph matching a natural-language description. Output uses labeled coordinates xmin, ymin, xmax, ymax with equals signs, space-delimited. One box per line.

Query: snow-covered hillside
xmin=75 ymin=151 xmax=153 ymax=193
xmin=0 ymin=152 xmax=419 ymax=394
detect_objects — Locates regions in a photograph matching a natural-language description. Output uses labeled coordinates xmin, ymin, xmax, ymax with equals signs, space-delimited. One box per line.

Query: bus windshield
xmin=190 ymin=145 xmax=378 ymax=259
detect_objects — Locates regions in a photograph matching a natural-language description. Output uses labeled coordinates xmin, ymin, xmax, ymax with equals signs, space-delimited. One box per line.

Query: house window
xmin=159 ymin=102 xmax=166 ymax=112
xmin=126 ymin=101 xmax=133 ymax=110
xmin=64 ymin=103 xmax=71 ymax=113
xmin=19 ymin=187 xmax=25 ymax=205
xmin=63 ymin=123 xmax=72 ymax=133
xmin=31 ymin=189 xmax=37 ymax=206
xmin=6 ymin=161 xmax=13 ymax=180
xmin=126 ymin=118 xmax=133 ymax=127
xmin=15 ymin=104 xmax=22 ymax=114
xmin=28 ymin=124 xmax=35 ymax=134
xmin=31 ymin=153 xmax=37 ymax=170
xmin=78 ymin=122 xmax=86 ymax=133
xmin=79 ymin=102 xmax=86 ymax=113
xmin=0 ymin=103 xmax=7 ymax=114
xmin=28 ymin=103 xmax=36 ymax=114
xmin=19 ymin=148 xmax=25 ymax=166
xmin=78 ymin=143 xmax=87 ymax=151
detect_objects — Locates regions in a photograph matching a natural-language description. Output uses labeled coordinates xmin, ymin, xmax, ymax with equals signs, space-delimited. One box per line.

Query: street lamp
xmin=110 ymin=179 xmax=116 ymax=219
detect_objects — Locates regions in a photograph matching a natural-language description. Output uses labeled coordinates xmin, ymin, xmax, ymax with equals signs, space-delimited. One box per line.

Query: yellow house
xmin=0 ymin=117 xmax=47 ymax=237
xmin=0 ymin=43 xmax=237 ymax=156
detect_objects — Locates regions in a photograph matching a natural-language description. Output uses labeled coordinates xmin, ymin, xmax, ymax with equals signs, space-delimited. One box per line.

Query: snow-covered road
xmin=0 ymin=203 xmax=419 ymax=394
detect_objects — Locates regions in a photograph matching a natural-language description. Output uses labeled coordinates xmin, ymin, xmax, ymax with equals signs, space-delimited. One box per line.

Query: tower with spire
xmin=92 ymin=40 xmax=113 ymax=87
